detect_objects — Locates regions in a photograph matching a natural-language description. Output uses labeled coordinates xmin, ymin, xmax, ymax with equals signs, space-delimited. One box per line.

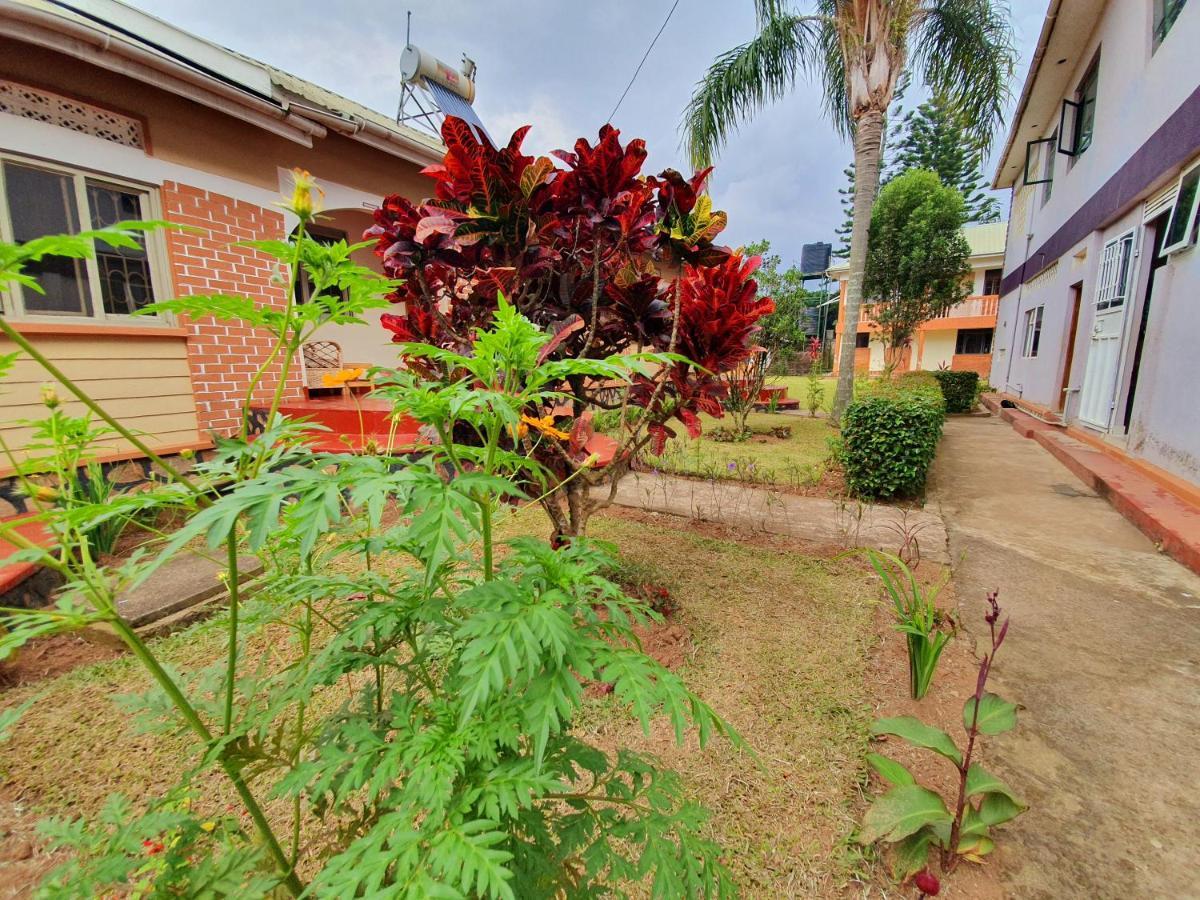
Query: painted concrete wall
xmin=921 ymin=332 xmax=956 ymax=371
xmin=993 ymin=1 xmax=1200 ymax=484
xmin=1124 ymin=230 xmax=1200 ymax=480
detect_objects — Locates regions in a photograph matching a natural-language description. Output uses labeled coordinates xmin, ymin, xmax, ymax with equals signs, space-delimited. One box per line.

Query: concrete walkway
xmin=603 ymin=471 xmax=949 ymax=562
xmin=929 ymin=416 xmax=1200 ymax=899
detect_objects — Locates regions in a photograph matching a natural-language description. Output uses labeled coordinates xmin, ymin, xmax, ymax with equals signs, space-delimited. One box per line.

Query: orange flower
xmin=322 ymin=367 xmax=365 ymax=387
xmin=521 ymin=413 xmax=570 ymax=441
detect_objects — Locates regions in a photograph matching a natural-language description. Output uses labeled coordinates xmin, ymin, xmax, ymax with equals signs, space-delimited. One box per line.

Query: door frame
xmin=1057 ymin=282 xmax=1083 ymax=413
xmin=1077 ymin=227 xmax=1140 ymax=431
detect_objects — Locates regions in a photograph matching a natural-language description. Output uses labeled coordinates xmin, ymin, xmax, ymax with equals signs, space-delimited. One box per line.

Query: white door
xmin=1078 ymin=232 xmax=1135 ymax=429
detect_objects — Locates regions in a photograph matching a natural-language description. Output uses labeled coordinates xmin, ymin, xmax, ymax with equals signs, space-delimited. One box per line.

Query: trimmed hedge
xmin=931 ymin=370 xmax=980 ymax=413
xmin=840 ymin=378 xmax=946 ymax=500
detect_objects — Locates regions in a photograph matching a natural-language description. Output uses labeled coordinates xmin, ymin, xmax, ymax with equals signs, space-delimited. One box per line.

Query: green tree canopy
xmin=864 ymin=169 xmax=971 ymax=364
xmin=743 ymin=239 xmax=821 ymax=355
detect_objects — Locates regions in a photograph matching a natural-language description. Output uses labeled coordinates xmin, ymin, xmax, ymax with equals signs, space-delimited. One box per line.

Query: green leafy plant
xmin=860 ymin=591 xmax=1024 ymax=880
xmin=839 ymin=378 xmax=945 ymax=500
xmin=864 ymin=550 xmax=952 ymax=699
xmin=3 ymin=400 xmax=134 ymax=557
xmin=806 ymin=367 xmax=825 ymax=417
xmin=0 ymin=181 xmax=741 ymax=897
xmin=932 ymin=369 xmax=980 ymax=413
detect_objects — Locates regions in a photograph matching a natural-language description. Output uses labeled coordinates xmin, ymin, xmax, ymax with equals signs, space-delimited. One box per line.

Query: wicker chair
xmin=301 ymin=340 xmax=343 ymax=395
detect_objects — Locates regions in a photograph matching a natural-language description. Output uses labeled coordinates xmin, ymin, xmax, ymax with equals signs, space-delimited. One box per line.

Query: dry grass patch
xmin=576 ymin=514 xmax=879 ymax=896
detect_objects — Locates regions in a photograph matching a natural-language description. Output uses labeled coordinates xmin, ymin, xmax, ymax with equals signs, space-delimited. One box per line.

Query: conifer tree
xmin=889 ymin=92 xmax=1001 ymax=223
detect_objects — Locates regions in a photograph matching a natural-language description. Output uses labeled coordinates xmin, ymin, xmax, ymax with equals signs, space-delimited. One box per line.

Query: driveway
xmin=929 ymin=416 xmax=1200 ymax=899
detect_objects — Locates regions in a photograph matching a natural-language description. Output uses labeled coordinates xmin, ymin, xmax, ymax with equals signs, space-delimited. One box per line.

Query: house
xmin=0 ymin=0 xmax=443 ymax=508
xmin=828 ymin=222 xmax=1006 ymax=377
xmin=989 ymin=0 xmax=1200 ymax=489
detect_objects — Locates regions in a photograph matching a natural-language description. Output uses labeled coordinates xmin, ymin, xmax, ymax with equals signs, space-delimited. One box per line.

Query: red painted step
xmin=0 ymin=515 xmax=55 ymax=594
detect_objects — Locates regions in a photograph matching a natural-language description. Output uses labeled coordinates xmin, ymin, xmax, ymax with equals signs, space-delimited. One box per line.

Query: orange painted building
xmin=829 ymin=222 xmax=1006 ymax=378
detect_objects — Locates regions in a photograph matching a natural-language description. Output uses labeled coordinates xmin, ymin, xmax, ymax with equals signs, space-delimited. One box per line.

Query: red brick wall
xmin=161 ymin=182 xmax=304 ymax=437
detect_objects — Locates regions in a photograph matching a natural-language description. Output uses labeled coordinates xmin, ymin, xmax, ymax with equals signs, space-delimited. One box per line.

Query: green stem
xmin=105 ymin=615 xmax=304 ymax=896
xmin=223 ymin=535 xmax=240 ymax=734
xmin=0 ymin=318 xmax=205 ymax=501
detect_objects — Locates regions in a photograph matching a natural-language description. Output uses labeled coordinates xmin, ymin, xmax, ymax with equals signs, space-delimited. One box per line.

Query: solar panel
xmin=426 ymin=80 xmax=492 ymax=145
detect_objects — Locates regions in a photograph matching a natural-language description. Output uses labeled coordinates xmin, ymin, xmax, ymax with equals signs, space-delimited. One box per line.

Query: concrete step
xmin=84 ymin=553 xmax=263 ymax=647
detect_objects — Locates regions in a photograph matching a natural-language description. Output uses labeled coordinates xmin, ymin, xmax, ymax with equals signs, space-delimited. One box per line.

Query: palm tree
xmin=684 ymin=0 xmax=1014 ymax=418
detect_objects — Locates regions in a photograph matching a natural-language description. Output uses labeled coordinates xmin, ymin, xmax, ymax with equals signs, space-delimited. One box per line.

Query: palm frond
xmin=681 ymin=13 xmax=823 ymax=167
xmin=815 ymin=2 xmax=851 ymax=138
xmin=911 ymin=0 xmax=1017 ymax=146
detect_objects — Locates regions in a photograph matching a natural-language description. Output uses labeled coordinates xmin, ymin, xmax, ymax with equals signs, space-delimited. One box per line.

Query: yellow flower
xmin=200 ymin=821 xmax=216 ymax=833
xmin=521 ymin=414 xmax=570 ymax=441
xmin=322 ymin=367 xmax=365 ymax=387
xmin=286 ymin=168 xmax=324 ymax=221
xmin=40 ymin=384 xmax=60 ymax=409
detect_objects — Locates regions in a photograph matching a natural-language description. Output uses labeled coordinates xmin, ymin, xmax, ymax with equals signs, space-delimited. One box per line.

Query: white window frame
xmin=1022 ymin=305 xmax=1044 ymax=358
xmin=1160 ymin=160 xmax=1200 ymax=256
xmin=0 ymin=152 xmax=175 ymax=326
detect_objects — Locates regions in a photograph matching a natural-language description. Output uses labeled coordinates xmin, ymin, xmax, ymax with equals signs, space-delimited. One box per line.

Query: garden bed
xmin=0 ymin=504 xmax=1000 ymax=897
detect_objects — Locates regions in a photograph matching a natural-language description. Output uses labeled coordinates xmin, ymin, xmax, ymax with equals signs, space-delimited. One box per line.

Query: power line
xmin=607 ymin=0 xmax=681 ymax=124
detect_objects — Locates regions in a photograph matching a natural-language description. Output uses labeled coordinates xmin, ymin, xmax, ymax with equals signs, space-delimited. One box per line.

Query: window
xmin=1042 ymin=130 xmax=1056 ymax=203
xmin=1161 ymin=162 xmax=1200 ymax=255
xmin=1073 ymin=62 xmax=1099 ymax=157
xmin=955 ymin=328 xmax=994 ymax=355
xmin=0 ymin=157 xmax=164 ymax=321
xmin=1155 ymin=0 xmax=1188 ymax=47
xmin=855 ymin=332 xmax=870 ymax=349
xmin=1022 ymin=306 xmax=1044 ymax=358
xmin=1096 ymin=232 xmax=1134 ymax=309
xmin=982 ymin=268 xmax=1003 ymax=296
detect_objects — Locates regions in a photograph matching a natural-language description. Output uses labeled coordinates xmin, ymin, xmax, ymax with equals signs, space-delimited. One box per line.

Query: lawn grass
xmin=644 ymin=410 xmax=836 ymax=490
xmin=0 ymin=507 xmax=880 ymax=895
xmin=772 ymin=374 xmax=838 ymax=414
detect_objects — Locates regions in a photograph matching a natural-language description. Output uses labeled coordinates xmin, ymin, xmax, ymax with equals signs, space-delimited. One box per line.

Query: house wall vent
xmin=1143 ymin=180 xmax=1178 ymax=223
xmin=0 ymin=80 xmax=145 ymax=150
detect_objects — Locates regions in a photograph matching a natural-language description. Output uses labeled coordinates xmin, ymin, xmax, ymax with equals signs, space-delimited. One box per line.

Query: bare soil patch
xmin=0 ymin=635 xmax=122 ymax=689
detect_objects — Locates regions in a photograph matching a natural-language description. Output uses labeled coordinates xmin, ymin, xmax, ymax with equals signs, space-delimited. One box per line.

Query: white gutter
xmin=992 ymin=0 xmax=1063 ymax=189
xmin=0 ymin=0 xmax=324 ymax=146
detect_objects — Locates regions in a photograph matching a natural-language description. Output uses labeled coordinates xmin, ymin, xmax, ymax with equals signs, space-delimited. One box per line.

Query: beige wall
xmin=919 ymin=332 xmax=957 ymax=371
xmin=0 ymin=330 xmax=202 ymax=470
xmin=311 ymin=208 xmax=404 ymax=368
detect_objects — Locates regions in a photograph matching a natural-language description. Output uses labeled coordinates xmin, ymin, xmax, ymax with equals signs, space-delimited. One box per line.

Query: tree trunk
xmin=832 ymin=106 xmax=886 ymax=420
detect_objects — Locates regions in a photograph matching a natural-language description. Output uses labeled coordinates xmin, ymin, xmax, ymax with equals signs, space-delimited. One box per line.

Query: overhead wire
xmin=607 ymin=0 xmax=682 ymax=123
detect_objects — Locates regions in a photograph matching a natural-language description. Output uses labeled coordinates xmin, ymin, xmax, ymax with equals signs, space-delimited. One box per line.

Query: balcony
xmin=857 ymin=295 xmax=999 ymax=328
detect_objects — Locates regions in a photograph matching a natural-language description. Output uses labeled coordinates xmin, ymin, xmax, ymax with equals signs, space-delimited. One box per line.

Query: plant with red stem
xmin=858 ymin=590 xmax=1027 ymax=882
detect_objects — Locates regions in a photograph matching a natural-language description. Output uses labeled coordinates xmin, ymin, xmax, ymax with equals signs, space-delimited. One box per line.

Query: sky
xmin=136 ymin=0 xmax=1050 ymax=267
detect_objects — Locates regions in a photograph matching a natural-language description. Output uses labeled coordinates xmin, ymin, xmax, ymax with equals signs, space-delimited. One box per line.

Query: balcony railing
xmin=859 ymin=294 xmax=999 ymax=323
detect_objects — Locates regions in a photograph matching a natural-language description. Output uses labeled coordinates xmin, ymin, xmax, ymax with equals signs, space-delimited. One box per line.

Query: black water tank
xmin=800 ymin=242 xmax=832 ymax=277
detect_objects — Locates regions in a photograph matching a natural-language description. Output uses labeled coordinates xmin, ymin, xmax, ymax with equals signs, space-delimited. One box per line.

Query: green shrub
xmin=931 ymin=370 xmax=980 ymax=413
xmin=840 ymin=380 xmax=945 ymax=500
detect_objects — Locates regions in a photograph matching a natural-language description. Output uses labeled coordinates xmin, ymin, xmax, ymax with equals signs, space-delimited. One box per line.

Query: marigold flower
xmin=520 ymin=413 xmax=570 ymax=441
xmin=286 ymin=168 xmax=323 ymax=221
xmin=322 ymin=367 xmax=365 ymax=387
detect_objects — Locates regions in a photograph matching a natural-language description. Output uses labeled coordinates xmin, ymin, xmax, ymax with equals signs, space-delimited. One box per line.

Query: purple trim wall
xmin=1000 ymin=84 xmax=1200 ymax=297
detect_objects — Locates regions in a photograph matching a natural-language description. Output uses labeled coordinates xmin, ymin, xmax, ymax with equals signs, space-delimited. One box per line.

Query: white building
xmin=990 ymin=0 xmax=1199 ymax=487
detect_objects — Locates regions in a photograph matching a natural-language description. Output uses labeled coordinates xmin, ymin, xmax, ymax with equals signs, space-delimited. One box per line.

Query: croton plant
xmin=366 ymin=117 xmax=773 ymax=538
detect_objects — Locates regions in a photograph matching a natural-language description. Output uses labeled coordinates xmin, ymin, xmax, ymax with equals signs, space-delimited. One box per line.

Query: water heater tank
xmin=399 ymin=44 xmax=476 ymax=104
